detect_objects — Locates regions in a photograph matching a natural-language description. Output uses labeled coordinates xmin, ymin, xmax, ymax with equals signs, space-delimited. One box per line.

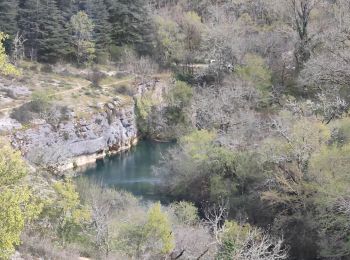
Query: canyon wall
xmin=11 ymin=100 xmax=138 ymax=172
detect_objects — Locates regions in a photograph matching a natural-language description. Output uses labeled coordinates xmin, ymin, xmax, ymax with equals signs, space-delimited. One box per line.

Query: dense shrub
xmin=40 ymin=64 xmax=53 ymax=73
xmin=87 ymin=68 xmax=105 ymax=88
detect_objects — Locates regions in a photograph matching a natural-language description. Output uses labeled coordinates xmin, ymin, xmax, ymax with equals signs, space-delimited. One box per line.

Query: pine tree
xmin=0 ymin=0 xmax=18 ymax=37
xmin=0 ymin=0 xmax=19 ymax=52
xmin=18 ymin=0 xmax=41 ymax=60
xmin=106 ymin=0 xmax=155 ymax=55
xmin=85 ymin=0 xmax=112 ymax=61
xmin=36 ymin=0 xmax=71 ymax=62
xmin=56 ymin=0 xmax=76 ymax=21
xmin=18 ymin=0 xmax=71 ymax=62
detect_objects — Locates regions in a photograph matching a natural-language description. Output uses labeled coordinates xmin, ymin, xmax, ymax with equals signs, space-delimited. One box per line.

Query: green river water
xmin=78 ymin=140 xmax=174 ymax=201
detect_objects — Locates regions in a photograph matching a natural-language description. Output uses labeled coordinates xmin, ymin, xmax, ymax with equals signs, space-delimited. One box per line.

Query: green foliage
xmin=154 ymin=15 xmax=184 ymax=64
xmin=260 ymin=114 xmax=330 ymax=173
xmin=18 ymin=0 xmax=70 ymax=62
xmin=167 ymin=80 xmax=193 ymax=108
xmin=0 ymin=145 xmax=26 ymax=186
xmin=169 ymin=201 xmax=199 ymax=225
xmin=330 ymin=117 xmax=350 ymax=146
xmin=0 ymin=187 xmax=42 ymax=259
xmin=257 ymin=115 xmax=334 ymax=259
xmin=236 ymin=53 xmax=271 ymax=97
xmin=308 ymin=144 xmax=350 ymax=258
xmin=0 ymin=145 xmax=42 ymax=259
xmin=145 ymin=203 xmax=175 ymax=254
xmin=160 ymin=130 xmax=252 ymax=201
xmin=116 ymin=202 xmax=174 ymax=257
xmin=135 ymin=92 xmax=160 ymax=134
xmin=106 ymin=0 xmax=155 ymax=55
xmin=217 ymin=221 xmax=252 ymax=259
xmin=109 ymin=44 xmax=123 ymax=62
xmin=179 ymin=129 xmax=216 ymax=161
xmin=164 ymin=80 xmax=193 ymax=133
xmin=45 ymin=180 xmax=90 ymax=244
xmin=0 ymin=0 xmax=18 ymax=43
xmin=85 ymin=0 xmax=112 ymax=59
xmin=182 ymin=11 xmax=203 ymax=50
xmin=0 ymin=32 xmax=19 ymax=76
xmin=36 ymin=0 xmax=70 ymax=62
xmin=70 ymin=11 xmax=96 ymax=65
xmin=30 ymin=90 xmax=54 ymax=113
xmin=135 ymin=93 xmax=159 ymax=121
xmin=136 ymin=80 xmax=193 ymax=139
xmin=310 ymin=144 xmax=350 ymax=203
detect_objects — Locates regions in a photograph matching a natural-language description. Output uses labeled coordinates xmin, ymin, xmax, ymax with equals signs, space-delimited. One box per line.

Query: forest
xmin=1 ymin=0 xmax=350 ymax=259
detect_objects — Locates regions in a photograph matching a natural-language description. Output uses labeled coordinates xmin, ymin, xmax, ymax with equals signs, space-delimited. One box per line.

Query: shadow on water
xmin=76 ymin=140 xmax=175 ymax=203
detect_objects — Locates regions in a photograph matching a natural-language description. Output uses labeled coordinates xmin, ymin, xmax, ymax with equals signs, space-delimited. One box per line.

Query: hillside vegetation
xmin=1 ymin=0 xmax=350 ymax=259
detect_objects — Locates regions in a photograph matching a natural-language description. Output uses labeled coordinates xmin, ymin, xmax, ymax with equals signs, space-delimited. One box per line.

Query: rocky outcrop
xmin=0 ymin=79 xmax=31 ymax=99
xmin=0 ymin=117 xmax=22 ymax=133
xmin=12 ymin=100 xmax=138 ymax=172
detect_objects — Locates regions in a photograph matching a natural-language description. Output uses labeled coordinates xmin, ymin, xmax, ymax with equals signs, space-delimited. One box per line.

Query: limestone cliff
xmin=11 ymin=100 xmax=138 ymax=172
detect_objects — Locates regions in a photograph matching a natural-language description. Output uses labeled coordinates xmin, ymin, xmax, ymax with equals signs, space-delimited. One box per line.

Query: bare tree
xmin=11 ymin=32 xmax=26 ymax=65
xmin=203 ymin=199 xmax=228 ymax=242
xmin=170 ymin=224 xmax=217 ymax=260
xmin=334 ymin=196 xmax=350 ymax=216
xmin=234 ymin=229 xmax=288 ymax=260
xmin=121 ymin=49 xmax=158 ymax=83
xmin=287 ymin=0 xmax=319 ymax=68
xmin=193 ymin=76 xmax=268 ymax=149
xmin=77 ymin=180 xmax=137 ymax=257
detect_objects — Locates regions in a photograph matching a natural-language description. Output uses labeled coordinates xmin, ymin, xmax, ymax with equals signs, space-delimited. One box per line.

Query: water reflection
xmin=78 ymin=140 xmax=174 ymax=201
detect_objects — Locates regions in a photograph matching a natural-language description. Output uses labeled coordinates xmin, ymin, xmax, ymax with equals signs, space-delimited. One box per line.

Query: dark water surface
xmin=78 ymin=140 xmax=174 ymax=201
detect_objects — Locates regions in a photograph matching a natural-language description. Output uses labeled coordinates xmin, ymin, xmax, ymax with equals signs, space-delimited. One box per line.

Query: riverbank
xmin=59 ymin=136 xmax=139 ymax=172
xmin=0 ymin=62 xmax=173 ymax=173
xmin=11 ymin=101 xmax=138 ymax=173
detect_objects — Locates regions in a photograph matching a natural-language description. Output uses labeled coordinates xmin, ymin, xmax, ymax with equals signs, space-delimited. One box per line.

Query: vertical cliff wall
xmin=12 ymin=100 xmax=138 ymax=172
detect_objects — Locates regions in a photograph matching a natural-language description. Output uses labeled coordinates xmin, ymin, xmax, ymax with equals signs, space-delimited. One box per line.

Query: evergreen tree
xmin=18 ymin=0 xmax=70 ymax=62
xmin=85 ymin=0 xmax=111 ymax=61
xmin=56 ymin=0 xmax=76 ymax=21
xmin=0 ymin=0 xmax=18 ymax=37
xmin=36 ymin=0 xmax=71 ymax=62
xmin=0 ymin=0 xmax=18 ymax=52
xmin=18 ymin=0 xmax=41 ymax=60
xmin=106 ymin=0 xmax=155 ymax=55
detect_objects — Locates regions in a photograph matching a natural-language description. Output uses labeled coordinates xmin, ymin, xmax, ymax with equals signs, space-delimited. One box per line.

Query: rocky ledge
xmin=11 ymin=100 xmax=138 ymax=173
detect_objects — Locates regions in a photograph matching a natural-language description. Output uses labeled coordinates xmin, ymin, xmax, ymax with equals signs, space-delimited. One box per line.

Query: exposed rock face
xmin=12 ymin=102 xmax=138 ymax=172
xmin=0 ymin=117 xmax=22 ymax=133
xmin=0 ymin=80 xmax=31 ymax=99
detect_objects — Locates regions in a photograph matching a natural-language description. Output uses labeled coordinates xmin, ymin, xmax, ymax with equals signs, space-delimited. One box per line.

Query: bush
xmin=96 ymin=52 xmax=109 ymax=64
xmin=330 ymin=118 xmax=350 ymax=146
xmin=174 ymin=71 xmax=195 ymax=85
xmin=10 ymin=104 xmax=36 ymax=123
xmin=40 ymin=64 xmax=53 ymax=73
xmin=29 ymin=64 xmax=39 ymax=72
xmin=109 ymin=44 xmax=123 ymax=62
xmin=167 ymin=80 xmax=193 ymax=108
xmin=169 ymin=201 xmax=199 ymax=225
xmin=31 ymin=90 xmax=53 ymax=113
xmin=114 ymin=84 xmax=135 ymax=96
xmin=87 ymin=68 xmax=104 ymax=88
xmin=19 ymin=234 xmax=81 ymax=260
xmin=236 ymin=54 xmax=271 ymax=91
